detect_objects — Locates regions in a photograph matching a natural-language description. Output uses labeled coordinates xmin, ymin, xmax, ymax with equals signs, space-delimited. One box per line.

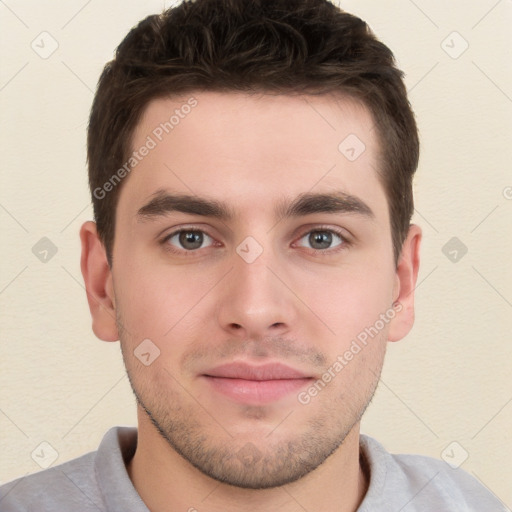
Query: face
xmin=82 ymin=92 xmax=419 ymax=489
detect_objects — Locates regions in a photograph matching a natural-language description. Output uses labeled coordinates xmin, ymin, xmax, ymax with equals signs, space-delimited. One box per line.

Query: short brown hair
xmin=87 ymin=0 xmax=419 ymax=266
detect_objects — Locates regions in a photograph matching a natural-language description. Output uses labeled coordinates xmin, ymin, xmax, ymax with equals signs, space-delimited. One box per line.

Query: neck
xmin=127 ymin=410 xmax=368 ymax=512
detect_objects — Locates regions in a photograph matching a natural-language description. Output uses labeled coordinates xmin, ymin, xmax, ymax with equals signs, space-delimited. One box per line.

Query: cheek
xmin=112 ymin=262 xmax=173 ymax=341
xmin=113 ymin=255 xmax=223 ymax=347
xmin=292 ymin=260 xmax=395 ymax=348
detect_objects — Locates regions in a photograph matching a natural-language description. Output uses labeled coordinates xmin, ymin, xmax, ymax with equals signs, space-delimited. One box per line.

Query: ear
xmin=80 ymin=221 xmax=119 ymax=342
xmin=388 ymin=224 xmax=422 ymax=342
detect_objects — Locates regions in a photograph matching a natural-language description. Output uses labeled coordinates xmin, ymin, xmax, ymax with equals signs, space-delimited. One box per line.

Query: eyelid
xmin=160 ymin=226 xmax=220 ymax=254
xmin=159 ymin=224 xmax=352 ymax=255
xmin=291 ymin=225 xmax=351 ymax=252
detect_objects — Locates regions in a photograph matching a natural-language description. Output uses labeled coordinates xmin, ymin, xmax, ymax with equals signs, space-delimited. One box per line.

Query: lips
xmin=202 ymin=362 xmax=313 ymax=404
xmin=204 ymin=362 xmax=309 ymax=380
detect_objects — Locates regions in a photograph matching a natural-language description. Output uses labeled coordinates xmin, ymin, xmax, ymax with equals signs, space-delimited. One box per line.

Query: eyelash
xmin=160 ymin=226 xmax=351 ymax=256
xmin=293 ymin=226 xmax=350 ymax=255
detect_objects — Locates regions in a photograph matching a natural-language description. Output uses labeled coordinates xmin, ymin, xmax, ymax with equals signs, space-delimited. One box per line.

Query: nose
xmin=216 ymin=246 xmax=298 ymax=340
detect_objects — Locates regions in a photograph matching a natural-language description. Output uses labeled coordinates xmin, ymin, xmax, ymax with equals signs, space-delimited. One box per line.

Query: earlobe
xmin=80 ymin=221 xmax=119 ymax=342
xmin=388 ymin=224 xmax=422 ymax=342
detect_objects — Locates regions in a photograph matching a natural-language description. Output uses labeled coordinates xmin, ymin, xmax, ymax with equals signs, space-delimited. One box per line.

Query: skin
xmin=80 ymin=92 xmax=421 ymax=512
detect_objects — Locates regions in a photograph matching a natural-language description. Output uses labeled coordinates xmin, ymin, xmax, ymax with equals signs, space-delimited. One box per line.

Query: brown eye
xmin=165 ymin=230 xmax=213 ymax=251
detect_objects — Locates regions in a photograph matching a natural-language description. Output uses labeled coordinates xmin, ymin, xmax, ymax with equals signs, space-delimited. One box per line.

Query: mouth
xmin=201 ymin=362 xmax=314 ymax=404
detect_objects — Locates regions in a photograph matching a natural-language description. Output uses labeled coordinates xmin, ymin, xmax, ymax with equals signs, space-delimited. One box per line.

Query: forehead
xmin=119 ymin=91 xmax=387 ymax=222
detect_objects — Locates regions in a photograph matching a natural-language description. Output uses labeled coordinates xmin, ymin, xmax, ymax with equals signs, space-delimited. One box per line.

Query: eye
xmin=163 ymin=229 xmax=215 ymax=251
xmin=295 ymin=228 xmax=346 ymax=251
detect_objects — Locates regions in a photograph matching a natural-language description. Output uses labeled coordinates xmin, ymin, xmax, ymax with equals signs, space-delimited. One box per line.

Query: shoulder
xmin=359 ymin=434 xmax=507 ymax=511
xmin=0 ymin=426 xmax=138 ymax=512
xmin=0 ymin=451 xmax=104 ymax=512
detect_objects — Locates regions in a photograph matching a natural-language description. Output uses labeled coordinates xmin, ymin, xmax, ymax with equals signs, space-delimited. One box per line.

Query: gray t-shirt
xmin=0 ymin=426 xmax=507 ymax=511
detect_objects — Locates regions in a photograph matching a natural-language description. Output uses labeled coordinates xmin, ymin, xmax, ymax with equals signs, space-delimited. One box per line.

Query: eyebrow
xmin=136 ymin=189 xmax=374 ymax=222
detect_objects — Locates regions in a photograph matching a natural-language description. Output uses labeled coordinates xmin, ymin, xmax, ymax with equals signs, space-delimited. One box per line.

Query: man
xmin=0 ymin=0 xmax=506 ymax=510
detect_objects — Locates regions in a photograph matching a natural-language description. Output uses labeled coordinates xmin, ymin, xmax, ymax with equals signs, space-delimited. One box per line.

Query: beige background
xmin=1 ymin=0 xmax=511 ymax=507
